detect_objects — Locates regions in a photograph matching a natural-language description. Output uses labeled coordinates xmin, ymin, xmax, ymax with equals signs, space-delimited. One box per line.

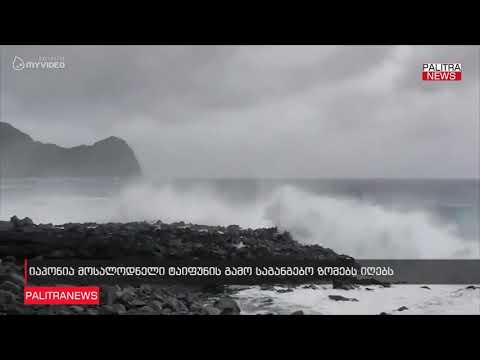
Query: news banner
xmin=21 ymin=258 xmax=480 ymax=305
xmin=25 ymin=258 xmax=480 ymax=285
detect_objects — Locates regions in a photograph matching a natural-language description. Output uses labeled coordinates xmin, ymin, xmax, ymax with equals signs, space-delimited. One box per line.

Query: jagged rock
xmin=101 ymin=304 xmax=127 ymax=315
xmin=163 ymin=297 xmax=188 ymax=313
xmin=397 ymin=306 xmax=408 ymax=312
xmin=149 ymin=300 xmax=164 ymax=312
xmin=161 ymin=308 xmax=173 ymax=315
xmin=100 ymin=285 xmax=121 ymax=305
xmin=290 ymin=310 xmax=304 ymax=315
xmin=214 ymin=298 xmax=241 ymax=315
xmin=0 ymin=221 xmax=13 ymax=232
xmin=276 ymin=288 xmax=294 ymax=293
xmin=465 ymin=285 xmax=480 ymax=290
xmin=3 ymin=256 xmax=16 ymax=264
xmin=332 ymin=279 xmax=356 ymax=290
xmin=328 ymin=295 xmax=359 ymax=302
xmin=139 ymin=284 xmax=152 ymax=296
xmin=302 ymin=284 xmax=318 ymax=290
xmin=0 ymin=290 xmax=17 ymax=304
xmin=130 ymin=299 xmax=147 ymax=307
xmin=1 ymin=304 xmax=34 ymax=315
xmin=115 ymin=286 xmax=136 ymax=305
xmin=260 ymin=284 xmax=276 ymax=291
xmin=258 ymin=297 xmax=274 ymax=305
xmin=2 ymin=272 xmax=24 ymax=286
xmin=0 ymin=280 xmax=21 ymax=294
xmin=70 ymin=306 xmax=85 ymax=314
xmin=57 ymin=309 xmax=73 ymax=315
xmin=204 ymin=306 xmax=222 ymax=315
xmin=136 ymin=305 xmax=154 ymax=313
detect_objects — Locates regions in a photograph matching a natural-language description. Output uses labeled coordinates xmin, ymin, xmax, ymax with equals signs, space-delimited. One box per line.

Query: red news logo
xmin=24 ymin=286 xmax=100 ymax=305
xmin=23 ymin=259 xmax=100 ymax=305
xmin=422 ymin=63 xmax=462 ymax=81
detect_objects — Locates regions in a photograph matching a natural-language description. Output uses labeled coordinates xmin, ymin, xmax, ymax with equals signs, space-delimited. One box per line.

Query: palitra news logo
xmin=12 ymin=55 xmax=66 ymax=71
xmin=422 ymin=63 xmax=462 ymax=81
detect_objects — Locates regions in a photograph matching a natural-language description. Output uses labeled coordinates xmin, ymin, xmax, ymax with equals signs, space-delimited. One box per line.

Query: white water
xmin=1 ymin=181 xmax=477 ymax=259
xmin=231 ymin=284 xmax=480 ymax=315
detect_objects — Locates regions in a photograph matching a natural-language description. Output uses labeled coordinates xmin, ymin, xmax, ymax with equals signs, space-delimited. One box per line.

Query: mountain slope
xmin=0 ymin=122 xmax=142 ymax=178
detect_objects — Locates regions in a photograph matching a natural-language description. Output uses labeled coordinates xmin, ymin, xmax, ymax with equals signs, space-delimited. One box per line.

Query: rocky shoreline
xmin=0 ymin=216 xmax=361 ymax=315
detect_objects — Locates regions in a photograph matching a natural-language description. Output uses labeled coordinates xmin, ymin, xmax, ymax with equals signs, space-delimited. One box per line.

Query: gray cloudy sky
xmin=1 ymin=45 xmax=478 ymax=178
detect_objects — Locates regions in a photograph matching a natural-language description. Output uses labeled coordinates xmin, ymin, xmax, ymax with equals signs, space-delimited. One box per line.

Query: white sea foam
xmin=231 ymin=284 xmax=480 ymax=315
xmin=1 ymin=180 xmax=477 ymax=258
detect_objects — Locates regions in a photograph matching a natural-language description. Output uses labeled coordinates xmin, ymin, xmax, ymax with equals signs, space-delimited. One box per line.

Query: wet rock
xmin=256 ymin=297 xmax=274 ymax=306
xmin=163 ymin=297 xmax=188 ymax=313
xmin=101 ymin=304 xmax=127 ymax=315
xmin=116 ymin=287 xmax=136 ymax=305
xmin=149 ymin=300 xmax=164 ymax=312
xmin=328 ymin=295 xmax=359 ymax=302
xmin=226 ymin=225 xmax=241 ymax=232
xmin=396 ymin=306 xmax=408 ymax=312
xmin=204 ymin=306 xmax=222 ymax=315
xmin=365 ymin=288 xmax=375 ymax=291
xmin=0 ymin=280 xmax=21 ymax=294
xmin=1 ymin=304 xmax=32 ymax=315
xmin=161 ymin=308 xmax=173 ymax=315
xmin=130 ymin=299 xmax=147 ymax=307
xmin=5 ymin=271 xmax=25 ymax=286
xmin=201 ymin=283 xmax=225 ymax=294
xmin=100 ymin=285 xmax=121 ymax=305
xmin=332 ymin=279 xmax=356 ymax=290
xmin=70 ymin=306 xmax=85 ymax=314
xmin=0 ymin=290 xmax=17 ymax=304
xmin=0 ymin=221 xmax=13 ymax=232
xmin=260 ymin=284 xmax=276 ymax=291
xmin=302 ymin=284 xmax=318 ymax=290
xmin=137 ymin=305 xmax=154 ymax=313
xmin=379 ymin=312 xmax=389 ymax=315
xmin=57 ymin=309 xmax=72 ymax=315
xmin=465 ymin=285 xmax=480 ymax=290
xmin=11 ymin=216 xmax=34 ymax=229
xmin=214 ymin=298 xmax=241 ymax=315
xmin=276 ymin=288 xmax=294 ymax=294
xmin=290 ymin=310 xmax=304 ymax=315
xmin=139 ymin=284 xmax=152 ymax=296
xmin=3 ymin=256 xmax=16 ymax=264
xmin=420 ymin=286 xmax=431 ymax=290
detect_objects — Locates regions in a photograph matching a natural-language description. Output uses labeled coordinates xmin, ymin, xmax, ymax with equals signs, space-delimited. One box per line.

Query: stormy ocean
xmin=1 ymin=177 xmax=478 ymax=259
xmin=1 ymin=177 xmax=479 ymax=314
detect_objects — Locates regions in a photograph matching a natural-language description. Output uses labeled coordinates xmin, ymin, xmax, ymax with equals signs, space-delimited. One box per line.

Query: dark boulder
xmin=290 ymin=310 xmax=304 ymax=315
xmin=214 ymin=298 xmax=241 ymax=315
xmin=332 ymin=279 xmax=356 ymax=290
xmin=0 ymin=290 xmax=17 ymax=304
xmin=328 ymin=295 xmax=359 ymax=302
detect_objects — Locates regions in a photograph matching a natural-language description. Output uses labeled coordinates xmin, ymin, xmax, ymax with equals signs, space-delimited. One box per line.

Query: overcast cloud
xmin=1 ymin=45 xmax=478 ymax=178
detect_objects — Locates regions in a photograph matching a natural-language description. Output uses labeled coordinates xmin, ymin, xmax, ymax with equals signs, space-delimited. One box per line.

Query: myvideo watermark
xmin=12 ymin=55 xmax=66 ymax=71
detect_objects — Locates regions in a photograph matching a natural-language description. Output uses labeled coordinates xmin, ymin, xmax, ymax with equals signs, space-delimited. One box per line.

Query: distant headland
xmin=0 ymin=122 xmax=141 ymax=178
